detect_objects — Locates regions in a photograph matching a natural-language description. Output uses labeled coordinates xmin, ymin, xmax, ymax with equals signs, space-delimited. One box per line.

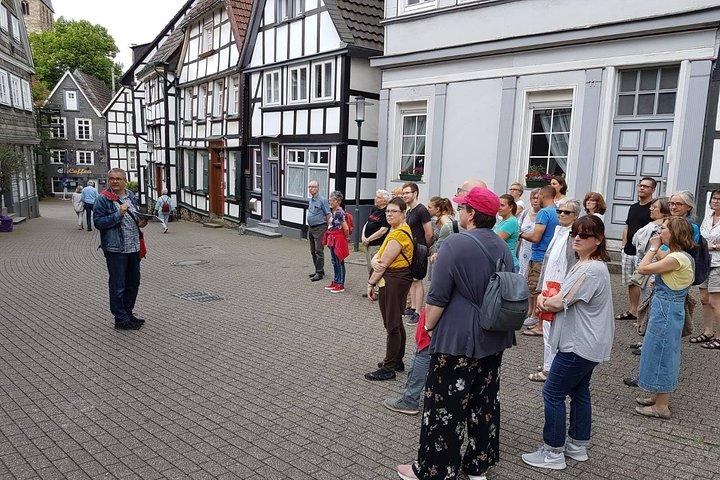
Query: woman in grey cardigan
xmin=530 ymin=199 xmax=581 ymax=382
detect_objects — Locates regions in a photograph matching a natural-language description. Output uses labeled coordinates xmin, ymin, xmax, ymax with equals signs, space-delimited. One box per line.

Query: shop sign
xmin=68 ymin=168 xmax=92 ymax=175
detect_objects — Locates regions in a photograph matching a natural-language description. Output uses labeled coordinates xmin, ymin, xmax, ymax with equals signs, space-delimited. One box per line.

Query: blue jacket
xmin=81 ymin=186 xmax=98 ymax=204
xmin=93 ymin=190 xmax=139 ymax=253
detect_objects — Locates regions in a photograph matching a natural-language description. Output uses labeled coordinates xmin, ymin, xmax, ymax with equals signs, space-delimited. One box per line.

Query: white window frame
xmin=128 ymin=149 xmax=137 ymax=171
xmin=288 ymin=65 xmax=308 ymax=103
xmin=264 ymin=70 xmax=281 ymax=106
xmin=284 ymin=147 xmax=330 ymax=198
xmin=253 ymin=148 xmax=262 ymax=191
xmin=212 ymin=79 xmax=224 ymax=117
xmin=50 ymin=116 xmax=67 ymax=139
xmin=229 ymin=75 xmax=240 ymax=115
xmin=76 ymin=151 xmax=94 ymax=165
xmin=10 ymin=15 xmax=19 ymax=41
xmin=75 ymin=118 xmax=92 ymax=140
xmin=9 ymin=74 xmax=22 ymax=108
xmin=65 ymin=90 xmax=78 ymax=110
xmin=400 ymin=0 xmax=437 ymax=15
xmin=49 ymin=150 xmax=67 ymax=164
xmin=285 ymin=148 xmax=306 ymax=198
xmin=198 ymin=83 xmax=208 ymax=117
xmin=0 ymin=5 xmax=8 ymax=32
xmin=227 ymin=151 xmax=238 ymax=197
xmin=0 ymin=70 xmax=10 ymax=106
xmin=183 ymin=88 xmax=192 ymax=119
xmin=20 ymin=79 xmax=32 ymax=111
xmin=397 ymin=105 xmax=428 ymax=181
xmin=312 ymin=61 xmax=333 ymax=101
xmin=201 ymin=17 xmax=214 ymax=53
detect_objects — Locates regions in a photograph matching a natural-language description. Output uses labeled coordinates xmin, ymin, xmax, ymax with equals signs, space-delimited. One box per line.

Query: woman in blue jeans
xmin=522 ymin=215 xmax=614 ymax=471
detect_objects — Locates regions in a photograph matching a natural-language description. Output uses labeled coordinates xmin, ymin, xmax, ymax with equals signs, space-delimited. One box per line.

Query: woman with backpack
xmin=521 ymin=215 xmax=613 ymax=471
xmin=396 ymin=187 xmax=514 ymax=480
xmin=633 ymin=216 xmax=696 ymax=419
xmin=365 ymin=196 xmax=414 ymax=381
xmin=155 ymin=189 xmax=174 ymax=233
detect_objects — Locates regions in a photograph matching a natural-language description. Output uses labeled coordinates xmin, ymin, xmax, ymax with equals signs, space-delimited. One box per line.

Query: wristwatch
xmin=424 ymin=324 xmax=434 ymax=332
xmin=367 ymin=281 xmax=376 ymax=287
xmin=649 ymin=247 xmax=657 ymax=253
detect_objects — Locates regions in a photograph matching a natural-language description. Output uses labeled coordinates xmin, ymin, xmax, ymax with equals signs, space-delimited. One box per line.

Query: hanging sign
xmin=68 ymin=168 xmax=92 ymax=175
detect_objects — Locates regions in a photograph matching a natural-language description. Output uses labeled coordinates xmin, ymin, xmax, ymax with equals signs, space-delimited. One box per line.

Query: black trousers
xmin=414 ymin=352 xmax=503 ymax=479
xmin=84 ymin=203 xmax=94 ymax=230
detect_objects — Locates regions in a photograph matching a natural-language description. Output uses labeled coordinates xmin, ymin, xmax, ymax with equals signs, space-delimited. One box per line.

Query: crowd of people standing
xmin=302 ymin=173 xmax=716 ymax=479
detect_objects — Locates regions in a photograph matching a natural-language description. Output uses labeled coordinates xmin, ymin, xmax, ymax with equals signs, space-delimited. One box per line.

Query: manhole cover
xmin=172 ymin=260 xmax=209 ymax=266
xmin=174 ymin=291 xmax=224 ymax=303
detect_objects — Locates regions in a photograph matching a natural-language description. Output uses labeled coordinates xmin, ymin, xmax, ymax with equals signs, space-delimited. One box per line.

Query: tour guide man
xmin=307 ymin=180 xmax=331 ymax=282
xmin=94 ymin=168 xmax=148 ymax=330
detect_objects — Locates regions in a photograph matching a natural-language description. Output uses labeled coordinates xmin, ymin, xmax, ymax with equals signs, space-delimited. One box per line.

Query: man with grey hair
xmin=155 ymin=188 xmax=174 ymax=233
xmin=81 ymin=180 xmax=98 ymax=231
xmin=307 ymin=180 xmax=331 ymax=282
xmin=94 ymin=168 xmax=148 ymax=330
xmin=361 ymin=190 xmax=391 ymax=294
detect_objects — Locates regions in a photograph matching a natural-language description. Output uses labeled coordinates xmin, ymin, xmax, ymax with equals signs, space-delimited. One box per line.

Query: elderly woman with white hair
xmin=361 ymin=190 xmax=392 ymax=283
xmin=669 ymin=190 xmax=701 ymax=243
xmin=529 ymin=198 xmax=582 ymax=382
xmin=155 ymin=188 xmax=174 ymax=233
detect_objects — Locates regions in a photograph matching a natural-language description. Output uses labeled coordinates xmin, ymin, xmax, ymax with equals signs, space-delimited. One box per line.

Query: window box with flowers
xmin=525 ymin=166 xmax=553 ymax=188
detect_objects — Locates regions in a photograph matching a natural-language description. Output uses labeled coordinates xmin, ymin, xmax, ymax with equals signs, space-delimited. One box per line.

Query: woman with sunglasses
xmin=528 ymin=199 xmax=581 ymax=382
xmin=696 ymin=189 xmax=720 ymax=349
xmin=522 ymin=215 xmax=613 ymax=470
xmin=634 ymin=217 xmax=696 ymax=419
xmin=365 ymin=197 xmax=414 ymax=381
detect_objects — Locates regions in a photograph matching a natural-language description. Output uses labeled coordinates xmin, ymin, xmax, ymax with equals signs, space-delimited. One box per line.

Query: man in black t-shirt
xmin=362 ymin=190 xmax=391 ymax=280
xmin=618 ymin=177 xmax=656 ymax=320
xmin=401 ymin=182 xmax=433 ymax=325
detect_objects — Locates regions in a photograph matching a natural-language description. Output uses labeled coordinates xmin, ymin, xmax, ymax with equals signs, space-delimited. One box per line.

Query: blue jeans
xmin=329 ymin=247 xmax=345 ymax=285
xmin=399 ymin=347 xmax=431 ymax=408
xmin=542 ymin=351 xmax=598 ymax=448
xmin=104 ymin=251 xmax=141 ymax=323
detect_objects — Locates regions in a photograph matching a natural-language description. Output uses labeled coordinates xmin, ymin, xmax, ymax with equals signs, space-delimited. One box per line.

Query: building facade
xmin=20 ymin=0 xmax=52 ymax=34
xmin=0 ymin=0 xmax=38 ymax=218
xmin=242 ymin=0 xmax=383 ymax=237
xmin=372 ymin=0 xmax=719 ymax=242
xmin=39 ymin=69 xmax=112 ymax=195
xmin=103 ymin=86 xmax=138 ymax=182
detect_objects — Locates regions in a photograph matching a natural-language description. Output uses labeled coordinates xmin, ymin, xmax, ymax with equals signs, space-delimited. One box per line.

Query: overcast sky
xmin=53 ymin=0 xmax=188 ymax=72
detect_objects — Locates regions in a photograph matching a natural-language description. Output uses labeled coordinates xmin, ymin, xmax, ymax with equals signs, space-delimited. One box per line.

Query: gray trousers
xmin=308 ymin=224 xmax=326 ymax=274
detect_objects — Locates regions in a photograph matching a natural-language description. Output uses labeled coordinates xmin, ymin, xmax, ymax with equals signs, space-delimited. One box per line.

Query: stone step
xmin=11 ymin=216 xmax=26 ymax=224
xmin=202 ymin=221 xmax=224 ymax=229
xmin=245 ymin=226 xmax=282 ymax=238
xmin=257 ymin=221 xmax=280 ymax=232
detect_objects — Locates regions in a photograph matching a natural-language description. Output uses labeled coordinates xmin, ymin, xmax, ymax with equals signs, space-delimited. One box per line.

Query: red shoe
xmin=325 ymin=282 xmax=337 ymax=290
xmin=331 ymin=284 xmax=345 ymax=293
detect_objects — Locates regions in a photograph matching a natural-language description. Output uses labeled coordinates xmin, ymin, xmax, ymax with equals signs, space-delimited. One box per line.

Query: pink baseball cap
xmin=452 ymin=187 xmax=500 ymax=216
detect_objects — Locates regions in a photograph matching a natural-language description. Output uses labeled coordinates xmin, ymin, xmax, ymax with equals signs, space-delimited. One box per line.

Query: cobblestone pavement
xmin=1 ymin=199 xmax=719 ymax=480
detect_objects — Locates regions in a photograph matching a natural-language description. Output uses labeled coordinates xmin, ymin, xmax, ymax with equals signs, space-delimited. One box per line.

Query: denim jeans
xmin=104 ymin=251 xmax=141 ymax=323
xmin=542 ymin=351 xmax=598 ymax=448
xmin=399 ymin=347 xmax=431 ymax=408
xmin=84 ymin=203 xmax=94 ymax=230
xmin=329 ymin=247 xmax=345 ymax=285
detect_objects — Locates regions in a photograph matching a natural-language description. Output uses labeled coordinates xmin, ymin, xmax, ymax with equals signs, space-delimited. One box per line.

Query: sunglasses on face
xmin=570 ymin=231 xmax=595 ymax=240
xmin=556 ymin=209 xmax=575 ymax=215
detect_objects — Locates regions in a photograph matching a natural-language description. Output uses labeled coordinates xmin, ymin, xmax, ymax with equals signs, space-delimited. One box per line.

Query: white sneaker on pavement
xmin=521 ymin=445 xmax=567 ymax=470
xmin=564 ymin=439 xmax=589 ymax=461
xmin=468 ymin=474 xmax=488 ymax=480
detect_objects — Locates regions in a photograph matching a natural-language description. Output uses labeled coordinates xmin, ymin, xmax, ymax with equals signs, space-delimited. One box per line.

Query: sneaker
xmin=377 ymin=360 xmax=405 ymax=372
xmin=405 ymin=312 xmax=420 ymax=326
xmin=114 ymin=320 xmax=141 ymax=330
xmin=403 ymin=308 xmax=416 ymax=317
xmin=523 ymin=316 xmax=538 ymax=327
xmin=631 ymin=346 xmax=642 ymax=356
xmin=325 ymin=282 xmax=337 ymax=290
xmin=467 ymin=475 xmax=488 ymax=480
xmin=521 ymin=445 xmax=567 ymax=470
xmin=364 ymin=368 xmax=396 ymax=381
xmin=330 ymin=284 xmax=345 ymax=293
xmin=623 ymin=377 xmax=638 ymax=387
xmin=396 ymin=464 xmax=419 ymax=480
xmin=383 ymin=398 xmax=419 ymax=416
xmin=163 ymin=227 xmax=168 ymax=233
xmin=564 ymin=439 xmax=589 ymax=462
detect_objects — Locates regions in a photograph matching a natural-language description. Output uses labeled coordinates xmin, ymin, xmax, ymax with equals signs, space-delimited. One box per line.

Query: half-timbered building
xmin=241 ymin=0 xmax=383 ymax=237
xmin=103 ymin=87 xmax=138 ymax=181
xmin=174 ymin=0 xmax=252 ymax=222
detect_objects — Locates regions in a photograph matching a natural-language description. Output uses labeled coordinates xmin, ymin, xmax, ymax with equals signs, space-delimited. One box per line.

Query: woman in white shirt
xmin=695 ymin=189 xmax=720 ymax=349
xmin=71 ymin=186 xmax=84 ymax=230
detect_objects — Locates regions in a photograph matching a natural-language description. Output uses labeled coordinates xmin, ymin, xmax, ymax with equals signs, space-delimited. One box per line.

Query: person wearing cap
xmin=396 ymin=187 xmax=514 ymax=480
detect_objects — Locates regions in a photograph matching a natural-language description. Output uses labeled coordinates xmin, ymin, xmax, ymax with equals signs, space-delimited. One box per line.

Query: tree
xmin=29 ymin=18 xmax=122 ymax=99
xmin=0 ymin=146 xmax=27 ymax=212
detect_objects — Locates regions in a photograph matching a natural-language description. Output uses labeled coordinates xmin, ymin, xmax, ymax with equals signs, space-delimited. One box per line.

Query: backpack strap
xmin=460 ymin=231 xmax=507 ymax=272
xmin=452 ymin=220 xmax=459 ymax=234
xmin=397 ymin=229 xmax=416 ymax=267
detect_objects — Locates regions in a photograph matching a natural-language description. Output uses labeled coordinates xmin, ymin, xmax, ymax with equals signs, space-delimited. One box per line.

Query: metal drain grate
xmin=174 ymin=291 xmax=224 ymax=303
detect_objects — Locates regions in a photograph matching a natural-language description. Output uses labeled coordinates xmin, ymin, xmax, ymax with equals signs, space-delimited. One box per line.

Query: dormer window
xmin=64 ymin=90 xmax=78 ymax=110
xmin=276 ymin=0 xmax=302 ymax=22
xmin=401 ymin=0 xmax=436 ymax=14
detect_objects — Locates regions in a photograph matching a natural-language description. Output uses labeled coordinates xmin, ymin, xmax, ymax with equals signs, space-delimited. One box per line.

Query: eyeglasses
xmin=402 ymin=191 xmax=414 ymax=196
xmin=508 ymin=188 xmax=522 ymax=192
xmin=712 ymin=197 xmax=720 ymax=202
xmin=386 ymin=209 xmax=402 ymax=214
xmin=668 ymin=202 xmax=686 ymax=207
xmin=308 ymin=185 xmax=318 ymax=189
xmin=556 ymin=209 xmax=575 ymax=215
xmin=570 ymin=231 xmax=595 ymax=240
xmin=638 ymin=184 xmax=654 ymax=189
xmin=456 ymin=205 xmax=466 ymax=212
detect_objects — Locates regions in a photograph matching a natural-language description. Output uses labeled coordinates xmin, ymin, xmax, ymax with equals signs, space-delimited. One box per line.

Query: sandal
xmin=615 ymin=311 xmax=637 ymax=320
xmin=701 ymin=339 xmax=720 ymax=349
xmin=522 ymin=329 xmax=543 ymax=337
xmin=634 ymin=405 xmax=671 ymax=419
xmin=529 ymin=371 xmax=548 ymax=382
xmin=635 ymin=395 xmax=656 ymax=406
xmin=690 ymin=333 xmax=715 ymax=344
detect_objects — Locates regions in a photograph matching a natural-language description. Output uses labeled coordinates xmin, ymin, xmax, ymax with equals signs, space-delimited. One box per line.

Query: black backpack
xmin=690 ymin=236 xmax=711 ymax=286
xmin=398 ymin=229 xmax=429 ymax=280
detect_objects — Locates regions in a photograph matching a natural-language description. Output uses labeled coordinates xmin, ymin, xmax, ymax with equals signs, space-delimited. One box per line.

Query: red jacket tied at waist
xmin=322 ymin=229 xmax=350 ymax=261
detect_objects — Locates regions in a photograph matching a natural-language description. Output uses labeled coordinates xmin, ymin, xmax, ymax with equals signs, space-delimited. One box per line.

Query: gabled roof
xmin=102 ymin=86 xmax=130 ymax=116
xmin=324 ymin=0 xmax=384 ymax=53
xmin=41 ymin=0 xmax=54 ymax=12
xmin=43 ymin=70 xmax=111 ymax=117
xmin=136 ymin=26 xmax=187 ymax=78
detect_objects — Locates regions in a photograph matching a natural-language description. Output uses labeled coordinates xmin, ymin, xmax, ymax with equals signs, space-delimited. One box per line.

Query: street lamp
xmin=350 ymin=96 xmax=370 ymax=251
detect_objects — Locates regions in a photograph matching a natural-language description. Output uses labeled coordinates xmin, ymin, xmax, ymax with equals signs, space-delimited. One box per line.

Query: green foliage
xmin=126 ymin=181 xmax=139 ymax=193
xmin=29 ymin=18 xmax=122 ymax=99
xmin=30 ymin=78 xmax=50 ymax=105
xmin=0 ymin=146 xmax=27 ymax=197
xmin=34 ymin=164 xmax=50 ymax=199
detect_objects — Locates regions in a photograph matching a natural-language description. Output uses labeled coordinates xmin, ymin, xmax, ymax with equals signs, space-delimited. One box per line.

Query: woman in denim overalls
xmin=635 ymin=217 xmax=696 ymax=419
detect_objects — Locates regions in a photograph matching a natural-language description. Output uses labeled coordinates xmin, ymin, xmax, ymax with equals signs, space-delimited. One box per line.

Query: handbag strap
xmin=397 ymin=228 xmax=416 ymax=267
xmin=460 ymin=231 xmax=506 ymax=272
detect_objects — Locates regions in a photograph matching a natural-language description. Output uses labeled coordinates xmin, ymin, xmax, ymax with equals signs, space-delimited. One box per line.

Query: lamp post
xmin=352 ymin=96 xmax=366 ymax=252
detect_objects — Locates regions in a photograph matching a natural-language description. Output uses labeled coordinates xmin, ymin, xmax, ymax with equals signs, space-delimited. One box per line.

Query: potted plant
xmin=525 ymin=166 xmax=553 ymax=188
xmin=399 ymin=166 xmax=423 ymax=182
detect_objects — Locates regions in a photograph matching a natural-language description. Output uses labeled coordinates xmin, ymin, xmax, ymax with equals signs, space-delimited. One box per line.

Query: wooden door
xmin=209 ymin=149 xmax=225 ymax=217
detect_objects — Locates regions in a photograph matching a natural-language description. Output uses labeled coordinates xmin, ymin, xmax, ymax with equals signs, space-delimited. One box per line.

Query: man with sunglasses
xmin=519 ymin=185 xmax=559 ymax=335
xmin=617 ymin=178 xmax=657 ymax=321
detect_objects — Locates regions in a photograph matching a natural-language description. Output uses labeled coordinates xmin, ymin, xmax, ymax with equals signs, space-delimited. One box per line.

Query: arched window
xmin=21 ymin=1 xmax=29 ymax=15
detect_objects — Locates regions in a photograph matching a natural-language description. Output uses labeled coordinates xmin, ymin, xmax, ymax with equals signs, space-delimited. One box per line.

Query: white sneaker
xmin=521 ymin=445 xmax=567 ymax=470
xmin=468 ymin=474 xmax=488 ymax=480
xmin=523 ymin=317 xmax=538 ymax=327
xmin=564 ymin=439 xmax=589 ymax=462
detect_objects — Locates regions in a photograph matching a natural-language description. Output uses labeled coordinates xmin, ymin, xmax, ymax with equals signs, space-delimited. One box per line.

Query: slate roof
xmin=178 ymin=0 xmax=225 ymax=28
xmin=137 ymin=26 xmax=186 ymax=77
xmin=41 ymin=0 xmax=54 ymax=12
xmin=72 ymin=70 xmax=113 ymax=113
xmin=324 ymin=0 xmax=384 ymax=52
